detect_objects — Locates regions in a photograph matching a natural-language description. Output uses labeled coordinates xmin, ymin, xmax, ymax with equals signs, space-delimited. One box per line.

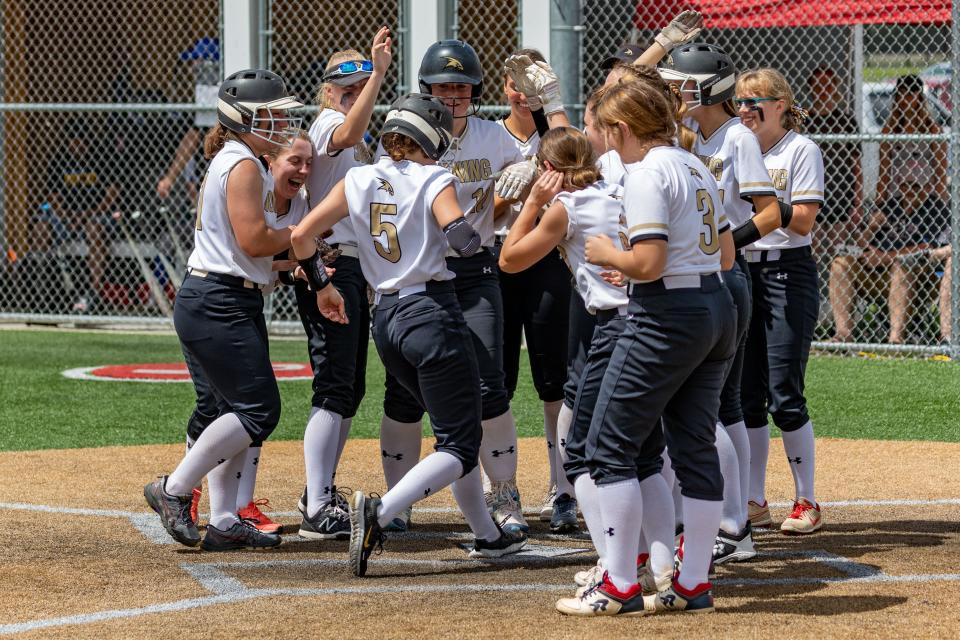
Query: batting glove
xmin=503 ymin=55 xmax=564 ymax=115
xmin=495 ymin=158 xmax=537 ymax=201
xmin=653 ymin=10 xmax=703 ymax=53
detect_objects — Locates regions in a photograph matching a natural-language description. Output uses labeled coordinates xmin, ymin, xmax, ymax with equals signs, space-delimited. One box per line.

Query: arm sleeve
xmin=790 ymin=142 xmax=826 ymax=205
xmin=624 ymin=168 xmax=670 ymax=244
xmin=735 ymin=131 xmax=776 ymax=201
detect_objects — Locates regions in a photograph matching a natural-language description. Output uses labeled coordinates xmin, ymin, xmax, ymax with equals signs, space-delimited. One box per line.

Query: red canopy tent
xmin=634 ymin=1 xmax=951 ymax=29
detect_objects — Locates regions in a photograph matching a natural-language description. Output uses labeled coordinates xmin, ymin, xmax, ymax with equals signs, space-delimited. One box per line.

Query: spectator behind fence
xmin=829 ymin=175 xmax=948 ymax=344
xmin=804 ymin=65 xmax=862 ymax=255
xmin=35 ymin=116 xmax=120 ymax=312
xmin=875 ymin=74 xmax=948 ymax=207
xmin=928 ymin=238 xmax=952 ymax=345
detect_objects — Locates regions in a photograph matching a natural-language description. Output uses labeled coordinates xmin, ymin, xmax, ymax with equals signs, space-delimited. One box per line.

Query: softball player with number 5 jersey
xmin=735 ymin=69 xmax=825 ymax=535
xmin=291 ymin=94 xmax=526 ymax=577
xmin=555 ymin=78 xmax=736 ymax=617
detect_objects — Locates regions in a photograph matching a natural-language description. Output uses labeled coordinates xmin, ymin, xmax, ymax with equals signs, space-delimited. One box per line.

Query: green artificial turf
xmin=0 ymin=328 xmax=957 ymax=451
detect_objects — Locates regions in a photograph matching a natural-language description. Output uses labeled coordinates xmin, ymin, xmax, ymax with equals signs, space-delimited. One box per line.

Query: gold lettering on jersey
xmin=449 ymin=158 xmax=493 ymax=184
xmin=263 ymin=191 xmax=276 ymax=214
xmin=444 ymin=57 xmax=465 ymax=71
xmin=377 ymin=178 xmax=395 ymax=196
xmin=471 ymin=186 xmax=491 ymax=212
xmin=768 ymin=168 xmax=788 ymax=191
xmin=695 ymin=154 xmax=723 ymax=181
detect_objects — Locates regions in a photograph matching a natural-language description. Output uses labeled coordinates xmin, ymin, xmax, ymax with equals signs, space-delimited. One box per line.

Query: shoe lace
xmin=491 ymin=481 xmax=521 ymax=513
xmin=332 ymin=486 xmax=353 ymax=511
xmin=789 ymin=501 xmax=811 ymax=519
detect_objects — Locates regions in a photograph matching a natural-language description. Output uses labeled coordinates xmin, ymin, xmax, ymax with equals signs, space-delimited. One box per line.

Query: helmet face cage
xmin=661 ymin=45 xmax=737 ymax=110
xmin=657 ymin=68 xmax=706 ymax=112
xmin=249 ymin=106 xmax=303 ymax=148
xmin=217 ymin=69 xmax=303 ymax=147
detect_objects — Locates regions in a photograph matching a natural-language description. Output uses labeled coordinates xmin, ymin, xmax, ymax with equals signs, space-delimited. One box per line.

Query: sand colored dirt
xmin=1 ymin=437 xmax=958 ymax=639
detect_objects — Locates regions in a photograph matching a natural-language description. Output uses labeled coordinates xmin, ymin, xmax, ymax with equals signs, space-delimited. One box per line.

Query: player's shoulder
xmin=310 ymin=108 xmax=345 ymax=130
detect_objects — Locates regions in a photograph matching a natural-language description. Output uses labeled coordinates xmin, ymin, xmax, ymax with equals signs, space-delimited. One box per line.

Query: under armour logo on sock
xmin=382 ymin=450 xmax=403 ymax=460
xmin=236 ymin=472 xmax=242 ymax=480
xmin=216 ymin=458 xmax=226 ymax=465
xmin=547 ymin=441 xmax=554 ymax=450
xmin=252 ymin=457 xmax=259 ymax=466
xmin=788 ymin=456 xmax=802 ymax=464
xmin=604 ymin=527 xmax=615 ymax=536
xmin=559 ymin=438 xmax=566 ymax=447
xmin=323 ymin=486 xmax=331 ymax=495
xmin=482 ymin=266 xmax=493 ymax=274
xmin=491 ymin=446 xmax=515 ymax=458
xmin=424 ymin=488 xmax=432 ymax=496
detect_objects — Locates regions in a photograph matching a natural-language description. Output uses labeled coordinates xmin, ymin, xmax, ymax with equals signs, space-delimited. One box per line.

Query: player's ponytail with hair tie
xmin=203 ymin=124 xmax=234 ymax=160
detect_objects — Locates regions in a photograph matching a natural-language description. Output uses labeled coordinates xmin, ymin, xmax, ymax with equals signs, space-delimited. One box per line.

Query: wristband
xmin=778 ymin=201 xmax=794 ymax=228
xmin=298 ymin=250 xmax=331 ymax=291
xmin=732 ymin=219 xmax=762 ymax=249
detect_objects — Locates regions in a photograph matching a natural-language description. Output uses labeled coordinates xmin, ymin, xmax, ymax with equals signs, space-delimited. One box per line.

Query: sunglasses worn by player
xmin=323 ymin=60 xmax=373 ymax=81
xmin=734 ymin=97 xmax=778 ymax=109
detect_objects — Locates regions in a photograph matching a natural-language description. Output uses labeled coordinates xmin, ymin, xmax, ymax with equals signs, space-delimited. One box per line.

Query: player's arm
xmin=499 ymin=169 xmax=566 ymax=273
xmin=432 ymin=184 xmax=482 ymax=257
xmin=633 ymin=10 xmax=703 ymax=67
xmin=290 ymin=179 xmax=349 ymax=260
xmin=719 ymin=228 xmax=735 ymax=270
xmin=226 ymin=159 xmax=292 ymax=257
xmin=328 ymin=27 xmax=391 ymax=151
xmin=731 ymin=194 xmax=782 ymax=248
xmin=158 ymin=128 xmax=201 ymax=197
xmin=586 ymin=235 xmax=667 ymax=281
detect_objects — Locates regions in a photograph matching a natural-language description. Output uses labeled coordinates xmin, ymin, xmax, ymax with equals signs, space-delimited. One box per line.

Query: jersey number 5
xmin=370 ymin=203 xmax=401 ymax=263
xmin=696 ymin=189 xmax=720 ymax=255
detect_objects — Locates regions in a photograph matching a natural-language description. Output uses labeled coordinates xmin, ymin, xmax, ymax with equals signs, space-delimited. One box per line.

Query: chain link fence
xmin=1 ymin=0 xmax=957 ymax=356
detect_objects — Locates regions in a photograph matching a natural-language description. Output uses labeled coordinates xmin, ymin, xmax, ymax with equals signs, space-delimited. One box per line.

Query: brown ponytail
xmin=537 ymin=127 xmax=601 ymax=189
xmin=611 ymin=62 xmax=694 ymax=151
xmin=203 ymin=123 xmax=240 ymax=159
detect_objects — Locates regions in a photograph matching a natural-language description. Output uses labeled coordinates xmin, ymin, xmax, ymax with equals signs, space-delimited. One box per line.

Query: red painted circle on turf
xmin=85 ymin=362 xmax=312 ymax=381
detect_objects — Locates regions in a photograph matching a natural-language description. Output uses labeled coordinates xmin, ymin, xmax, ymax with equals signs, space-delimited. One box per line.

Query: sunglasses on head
xmin=734 ymin=97 xmax=778 ymax=109
xmin=323 ymin=60 xmax=373 ymax=80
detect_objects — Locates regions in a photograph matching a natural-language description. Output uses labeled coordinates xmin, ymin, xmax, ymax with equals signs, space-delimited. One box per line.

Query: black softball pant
xmin=718 ymin=255 xmax=752 ymax=427
xmin=741 ymin=253 xmax=819 ymax=433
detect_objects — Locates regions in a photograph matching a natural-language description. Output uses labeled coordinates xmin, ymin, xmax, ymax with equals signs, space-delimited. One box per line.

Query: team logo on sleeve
xmin=443 ymin=57 xmax=465 ymax=71
xmin=686 ymin=165 xmax=704 ymax=181
xmin=376 ymin=178 xmax=395 ymax=196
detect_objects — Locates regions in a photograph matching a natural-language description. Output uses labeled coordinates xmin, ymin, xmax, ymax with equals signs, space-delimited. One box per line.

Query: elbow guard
xmin=443 ymin=216 xmax=482 ymax=257
xmin=732 ymin=219 xmax=762 ymax=249
xmin=778 ymin=201 xmax=794 ymax=228
xmin=298 ymin=250 xmax=331 ymax=291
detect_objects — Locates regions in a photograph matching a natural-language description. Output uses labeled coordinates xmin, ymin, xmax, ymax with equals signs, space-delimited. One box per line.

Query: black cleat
xmin=144 ymin=476 xmax=201 ymax=547
xmin=550 ymin=493 xmax=580 ymax=533
xmin=201 ymin=520 xmax=282 ymax=551
xmin=469 ymin=522 xmax=527 ymax=558
xmin=348 ymin=491 xmax=385 ymax=577
xmin=299 ymin=503 xmax=351 ymax=540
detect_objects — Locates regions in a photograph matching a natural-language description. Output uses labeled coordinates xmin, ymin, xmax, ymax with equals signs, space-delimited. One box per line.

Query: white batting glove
xmin=503 ymin=55 xmax=564 ymax=115
xmin=495 ymin=159 xmax=537 ymax=201
xmin=653 ymin=10 xmax=703 ymax=53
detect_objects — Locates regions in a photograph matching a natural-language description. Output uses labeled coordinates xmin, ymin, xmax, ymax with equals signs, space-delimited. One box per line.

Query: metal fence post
xmin=951 ymin=0 xmax=960 ymax=359
xmin=550 ymin=0 xmax=583 ymax=127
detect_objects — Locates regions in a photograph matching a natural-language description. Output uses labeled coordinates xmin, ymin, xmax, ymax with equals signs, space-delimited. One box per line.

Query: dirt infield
xmin=2 ymin=437 xmax=959 ymax=638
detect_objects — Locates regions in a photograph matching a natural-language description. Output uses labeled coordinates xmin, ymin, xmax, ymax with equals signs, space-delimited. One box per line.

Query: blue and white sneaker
xmin=488 ymin=479 xmax=529 ymax=533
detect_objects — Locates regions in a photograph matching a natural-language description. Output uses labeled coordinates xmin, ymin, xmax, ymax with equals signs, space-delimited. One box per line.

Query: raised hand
xmin=371 ymin=26 xmax=392 ymax=76
xmin=653 ymin=10 xmax=703 ymax=53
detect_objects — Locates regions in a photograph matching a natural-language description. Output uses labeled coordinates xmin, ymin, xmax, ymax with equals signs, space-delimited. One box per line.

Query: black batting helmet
xmin=217 ymin=69 xmax=303 ymax=138
xmin=659 ymin=43 xmax=737 ymax=108
xmin=382 ymin=93 xmax=454 ymax=161
xmin=418 ymin=40 xmax=483 ymax=115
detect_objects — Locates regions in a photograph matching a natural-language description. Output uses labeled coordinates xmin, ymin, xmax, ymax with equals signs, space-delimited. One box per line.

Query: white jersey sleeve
xmin=343 ymin=157 xmax=456 ymax=293
xmin=437 ymin=117 xmax=526 ymax=250
xmin=624 ymin=146 xmax=725 ymax=279
xmin=260 ymin=191 xmax=310 ymax=295
xmin=750 ymin=131 xmax=825 ymax=250
xmin=597 ymin=150 xmax=627 ymax=187
xmin=308 ymin=108 xmax=374 ymax=247
xmin=187 ymin=140 xmax=275 ymax=285
xmin=555 ymin=181 xmax=629 ymax=312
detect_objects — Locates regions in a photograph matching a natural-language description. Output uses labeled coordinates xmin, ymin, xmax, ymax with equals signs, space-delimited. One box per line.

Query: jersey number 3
xmin=370 ymin=203 xmax=401 ymax=263
xmin=696 ymin=189 xmax=720 ymax=255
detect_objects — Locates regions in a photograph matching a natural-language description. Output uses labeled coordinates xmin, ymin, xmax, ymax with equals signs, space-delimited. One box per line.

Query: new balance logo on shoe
xmin=604 ymin=527 xmax=615 ymax=536
xmin=382 ymin=450 xmax=403 ymax=460
xmin=491 ymin=446 xmax=515 ymax=457
xmin=788 ymin=456 xmax=802 ymax=464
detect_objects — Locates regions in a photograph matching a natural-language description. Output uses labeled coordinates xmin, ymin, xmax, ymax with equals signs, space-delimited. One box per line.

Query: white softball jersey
xmin=343 ymin=156 xmax=457 ymax=293
xmin=261 ymin=189 xmax=310 ymax=295
xmin=554 ymin=180 xmax=629 ymax=313
xmin=187 ymin=139 xmax=275 ymax=285
xmin=495 ymin=118 xmax=540 ymax=235
xmin=690 ymin=117 xmax=776 ymax=228
xmin=749 ymin=130 xmax=825 ymax=250
xmin=597 ymin=149 xmax=627 ymax=187
xmin=308 ymin=108 xmax=374 ymax=247
xmin=624 ymin=146 xmax=729 ymax=279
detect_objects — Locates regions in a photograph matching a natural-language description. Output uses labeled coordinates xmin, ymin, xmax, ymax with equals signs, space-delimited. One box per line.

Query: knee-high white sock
xmin=335 ymin=417 xmax=352 ymax=470
xmin=660 ymin=450 xmax=683 ymax=528
xmin=555 ymin=403 xmax=575 ymax=497
xmin=304 ymin=407 xmax=342 ymax=516
xmin=747 ymin=426 xmax=770 ymax=505
xmin=207 ymin=452 xmax=245 ymax=530
xmin=639 ymin=474 xmax=675 ymax=586
xmin=543 ymin=400 xmax=562 ymax=488
xmin=451 ymin=466 xmax=500 ymax=541
xmin=723 ymin=420 xmax=751 ymax=527
xmin=167 ymin=414 xmax=252 ymax=496
xmin=597 ymin=479 xmax=643 ymax=592
xmin=186 ymin=436 xmax=201 ymax=491
xmin=480 ymin=410 xmax=519 ymax=482
xmin=575 ymin=473 xmax=606 ymax=566
xmin=781 ymin=421 xmax=816 ymax=504
xmin=677 ymin=497 xmax=722 ymax=591
xmin=377 ymin=451 xmax=463 ymax=527
xmin=234 ymin=446 xmax=261 ymax=510
xmin=715 ymin=426 xmax=744 ymax=534
xmin=380 ymin=416 xmax=422 ymax=489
